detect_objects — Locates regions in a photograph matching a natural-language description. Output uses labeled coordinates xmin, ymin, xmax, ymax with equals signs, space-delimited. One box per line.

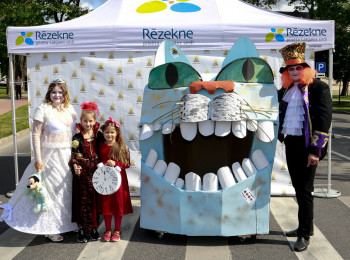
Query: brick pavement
xmin=0 ymin=93 xmax=28 ymax=115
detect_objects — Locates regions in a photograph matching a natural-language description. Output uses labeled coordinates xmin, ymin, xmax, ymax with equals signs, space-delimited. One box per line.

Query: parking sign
xmin=316 ymin=62 xmax=326 ymax=72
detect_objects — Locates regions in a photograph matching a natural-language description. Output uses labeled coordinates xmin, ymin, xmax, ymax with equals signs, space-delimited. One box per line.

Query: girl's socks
xmin=104 ymin=215 xmax=122 ymax=231
xmin=104 ymin=215 xmax=112 ymax=231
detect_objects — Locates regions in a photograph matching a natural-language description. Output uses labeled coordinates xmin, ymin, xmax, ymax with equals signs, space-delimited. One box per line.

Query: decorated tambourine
xmin=92 ymin=163 xmax=122 ymax=195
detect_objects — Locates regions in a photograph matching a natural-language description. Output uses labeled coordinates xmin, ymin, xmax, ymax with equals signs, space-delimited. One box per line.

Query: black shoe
xmin=90 ymin=228 xmax=100 ymax=241
xmin=294 ymin=237 xmax=309 ymax=252
xmin=285 ymin=229 xmax=314 ymax=237
xmin=77 ymin=229 xmax=88 ymax=243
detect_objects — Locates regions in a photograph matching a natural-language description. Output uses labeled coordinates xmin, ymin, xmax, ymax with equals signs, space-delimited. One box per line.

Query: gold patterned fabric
xmin=279 ymin=42 xmax=309 ymax=72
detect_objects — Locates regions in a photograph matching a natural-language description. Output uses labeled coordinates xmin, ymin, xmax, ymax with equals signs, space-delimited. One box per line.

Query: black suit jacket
xmin=278 ymin=79 xmax=332 ymax=159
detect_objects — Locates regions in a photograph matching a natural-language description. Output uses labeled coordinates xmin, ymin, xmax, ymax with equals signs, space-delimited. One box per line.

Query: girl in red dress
xmin=98 ymin=116 xmax=133 ymax=242
xmin=70 ymin=102 xmax=103 ymax=243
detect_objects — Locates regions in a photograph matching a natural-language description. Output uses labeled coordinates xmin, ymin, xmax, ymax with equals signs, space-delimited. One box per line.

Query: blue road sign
xmin=316 ymin=62 xmax=326 ymax=72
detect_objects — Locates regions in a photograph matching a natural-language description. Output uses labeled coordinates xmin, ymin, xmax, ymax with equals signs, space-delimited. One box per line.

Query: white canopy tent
xmin=7 ymin=0 xmax=334 ymax=52
xmin=7 ymin=0 xmax=337 ymax=197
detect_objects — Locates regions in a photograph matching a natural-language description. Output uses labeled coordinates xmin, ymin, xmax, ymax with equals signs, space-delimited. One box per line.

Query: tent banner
xmin=26 ymin=49 xmax=311 ymax=195
xmin=7 ymin=0 xmax=334 ymax=54
xmin=8 ymin=23 xmax=334 ymax=54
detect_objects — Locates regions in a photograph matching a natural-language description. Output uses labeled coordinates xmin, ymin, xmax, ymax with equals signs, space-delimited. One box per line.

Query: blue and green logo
xmin=16 ymin=32 xmax=34 ymax=45
xmin=137 ymin=0 xmax=201 ymax=14
xmin=265 ymin=28 xmax=284 ymax=42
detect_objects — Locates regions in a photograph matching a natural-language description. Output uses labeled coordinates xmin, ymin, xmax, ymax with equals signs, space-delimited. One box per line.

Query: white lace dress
xmin=0 ymin=103 xmax=78 ymax=234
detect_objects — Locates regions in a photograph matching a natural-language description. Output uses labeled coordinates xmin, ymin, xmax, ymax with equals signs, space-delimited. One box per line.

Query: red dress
xmin=98 ymin=142 xmax=133 ymax=216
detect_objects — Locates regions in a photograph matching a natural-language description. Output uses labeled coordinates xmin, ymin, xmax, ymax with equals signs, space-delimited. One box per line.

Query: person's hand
xmin=106 ymin=160 xmax=116 ymax=167
xmin=34 ymin=161 xmax=43 ymax=172
xmin=74 ymin=164 xmax=82 ymax=175
xmin=307 ymin=154 xmax=319 ymax=167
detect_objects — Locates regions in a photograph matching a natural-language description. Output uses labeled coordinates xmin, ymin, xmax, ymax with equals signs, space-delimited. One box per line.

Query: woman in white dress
xmin=0 ymin=79 xmax=78 ymax=242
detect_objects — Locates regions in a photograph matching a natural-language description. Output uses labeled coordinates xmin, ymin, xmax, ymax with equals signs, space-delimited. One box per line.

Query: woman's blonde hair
xmin=44 ymin=82 xmax=70 ymax=108
xmin=101 ymin=122 xmax=130 ymax=165
xmin=281 ymin=67 xmax=316 ymax=88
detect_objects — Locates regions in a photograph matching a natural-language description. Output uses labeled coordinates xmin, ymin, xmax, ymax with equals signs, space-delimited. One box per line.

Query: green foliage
xmin=34 ymin=0 xmax=89 ymax=23
xmin=243 ymin=0 xmax=280 ymax=9
xmin=286 ymin=0 xmax=350 ymax=96
xmin=0 ymin=0 xmax=90 ymax=77
xmin=0 ymin=0 xmax=46 ymax=77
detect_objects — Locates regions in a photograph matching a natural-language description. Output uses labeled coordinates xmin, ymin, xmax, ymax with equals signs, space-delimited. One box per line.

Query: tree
xmin=287 ymin=0 xmax=350 ymax=96
xmin=35 ymin=0 xmax=89 ymax=23
xmin=0 ymin=0 xmax=46 ymax=92
xmin=243 ymin=0 xmax=280 ymax=9
xmin=0 ymin=0 xmax=90 ymax=93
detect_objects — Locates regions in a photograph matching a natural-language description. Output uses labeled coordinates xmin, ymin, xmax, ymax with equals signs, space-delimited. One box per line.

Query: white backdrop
xmin=26 ymin=48 xmax=314 ymax=196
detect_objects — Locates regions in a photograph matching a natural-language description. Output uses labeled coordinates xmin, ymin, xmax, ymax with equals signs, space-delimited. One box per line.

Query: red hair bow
xmin=80 ymin=101 xmax=100 ymax=117
xmin=105 ymin=116 xmax=120 ymax=128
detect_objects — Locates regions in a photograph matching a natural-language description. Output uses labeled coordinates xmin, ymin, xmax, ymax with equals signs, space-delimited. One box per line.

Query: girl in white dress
xmin=0 ymin=79 xmax=78 ymax=242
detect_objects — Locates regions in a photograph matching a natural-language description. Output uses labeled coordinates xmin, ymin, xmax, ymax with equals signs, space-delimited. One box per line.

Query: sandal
xmin=45 ymin=234 xmax=64 ymax=242
xmin=102 ymin=230 xmax=112 ymax=242
xmin=111 ymin=231 xmax=121 ymax=242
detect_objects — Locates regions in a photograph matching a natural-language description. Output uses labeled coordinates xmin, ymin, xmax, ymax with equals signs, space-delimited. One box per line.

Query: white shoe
xmin=45 ymin=234 xmax=64 ymax=242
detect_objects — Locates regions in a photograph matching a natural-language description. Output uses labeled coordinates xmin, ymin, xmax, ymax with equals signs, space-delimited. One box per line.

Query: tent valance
xmin=6 ymin=0 xmax=334 ymax=54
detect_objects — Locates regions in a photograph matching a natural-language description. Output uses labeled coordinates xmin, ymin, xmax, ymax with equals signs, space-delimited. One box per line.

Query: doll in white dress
xmin=0 ymin=79 xmax=78 ymax=242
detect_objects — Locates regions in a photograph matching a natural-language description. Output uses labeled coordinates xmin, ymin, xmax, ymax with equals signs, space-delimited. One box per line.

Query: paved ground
xmin=0 ymin=93 xmax=28 ymax=115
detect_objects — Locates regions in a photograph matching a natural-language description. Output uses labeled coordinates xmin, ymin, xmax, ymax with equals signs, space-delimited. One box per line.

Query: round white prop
xmin=92 ymin=163 xmax=122 ymax=195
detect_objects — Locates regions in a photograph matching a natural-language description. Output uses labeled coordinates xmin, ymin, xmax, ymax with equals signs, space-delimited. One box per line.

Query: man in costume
xmin=278 ymin=42 xmax=332 ymax=252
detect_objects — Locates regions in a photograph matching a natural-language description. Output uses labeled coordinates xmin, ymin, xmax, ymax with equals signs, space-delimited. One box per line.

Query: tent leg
xmin=6 ymin=54 xmax=19 ymax=198
xmin=313 ymin=48 xmax=340 ymax=198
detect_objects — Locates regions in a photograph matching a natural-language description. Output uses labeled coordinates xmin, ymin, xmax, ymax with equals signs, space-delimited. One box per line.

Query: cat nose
xmin=190 ymin=81 xmax=234 ymax=94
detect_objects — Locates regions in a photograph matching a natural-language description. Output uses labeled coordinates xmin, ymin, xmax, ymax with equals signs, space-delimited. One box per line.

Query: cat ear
xmin=222 ymin=37 xmax=259 ymax=68
xmin=154 ymin=40 xmax=191 ymax=67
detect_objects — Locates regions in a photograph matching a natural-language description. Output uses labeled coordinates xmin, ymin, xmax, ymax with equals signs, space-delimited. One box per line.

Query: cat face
xmin=139 ymin=39 xmax=278 ymax=236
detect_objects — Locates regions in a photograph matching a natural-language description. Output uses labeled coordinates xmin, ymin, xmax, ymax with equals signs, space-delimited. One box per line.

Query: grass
xmin=333 ymin=95 xmax=350 ymax=101
xmin=0 ymin=86 xmax=9 ymax=98
xmin=0 ymin=105 xmax=29 ymax=139
xmin=332 ymin=95 xmax=350 ymax=113
xmin=0 ymin=86 xmax=28 ymax=98
xmin=333 ymin=101 xmax=350 ymax=113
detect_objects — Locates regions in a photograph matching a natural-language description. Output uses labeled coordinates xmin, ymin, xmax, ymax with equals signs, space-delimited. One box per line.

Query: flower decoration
xmin=80 ymin=101 xmax=100 ymax=117
xmin=105 ymin=116 xmax=120 ymax=128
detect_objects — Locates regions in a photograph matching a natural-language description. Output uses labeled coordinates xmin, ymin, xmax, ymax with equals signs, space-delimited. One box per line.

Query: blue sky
xmin=81 ymin=0 xmax=295 ymax=11
xmin=81 ymin=0 xmax=107 ymax=10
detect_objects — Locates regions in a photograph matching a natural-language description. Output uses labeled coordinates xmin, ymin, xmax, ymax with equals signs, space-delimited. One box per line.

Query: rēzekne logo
xmin=16 ymin=31 xmax=75 ymax=46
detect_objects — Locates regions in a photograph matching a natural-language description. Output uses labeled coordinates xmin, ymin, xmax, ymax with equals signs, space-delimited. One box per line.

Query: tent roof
xmin=7 ymin=0 xmax=334 ymax=54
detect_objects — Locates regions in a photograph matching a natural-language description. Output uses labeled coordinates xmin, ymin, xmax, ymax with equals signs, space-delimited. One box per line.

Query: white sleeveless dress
xmin=0 ymin=103 xmax=78 ymax=234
